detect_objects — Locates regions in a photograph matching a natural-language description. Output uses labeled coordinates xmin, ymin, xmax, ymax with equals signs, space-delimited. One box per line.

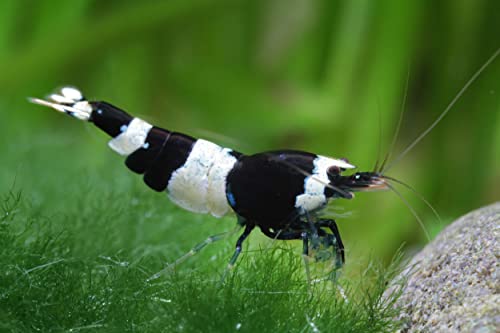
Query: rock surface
xmin=391 ymin=202 xmax=499 ymax=333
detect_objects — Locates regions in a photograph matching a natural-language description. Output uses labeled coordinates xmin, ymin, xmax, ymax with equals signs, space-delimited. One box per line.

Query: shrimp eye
xmin=327 ymin=166 xmax=341 ymax=176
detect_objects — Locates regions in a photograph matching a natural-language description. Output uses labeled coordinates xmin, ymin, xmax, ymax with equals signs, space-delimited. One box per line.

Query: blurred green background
xmin=1 ymin=0 xmax=499 ymax=266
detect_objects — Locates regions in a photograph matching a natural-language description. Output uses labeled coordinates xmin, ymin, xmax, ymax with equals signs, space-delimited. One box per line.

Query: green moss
xmin=0 ymin=162 xmax=404 ymax=332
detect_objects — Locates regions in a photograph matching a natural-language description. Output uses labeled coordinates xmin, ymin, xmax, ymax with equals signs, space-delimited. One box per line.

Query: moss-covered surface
xmin=0 ymin=151 xmax=405 ymax=332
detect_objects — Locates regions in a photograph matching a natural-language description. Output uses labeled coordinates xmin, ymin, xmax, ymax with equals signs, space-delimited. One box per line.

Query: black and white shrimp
xmin=30 ymin=87 xmax=388 ymax=274
xmin=29 ymin=48 xmax=498 ymax=279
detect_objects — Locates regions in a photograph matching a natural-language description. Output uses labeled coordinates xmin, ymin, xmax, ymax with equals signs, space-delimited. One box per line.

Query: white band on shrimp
xmin=295 ymin=155 xmax=355 ymax=213
xmin=108 ymin=117 xmax=153 ymax=156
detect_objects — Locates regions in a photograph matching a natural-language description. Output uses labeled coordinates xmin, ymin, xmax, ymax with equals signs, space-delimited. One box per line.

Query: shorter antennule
xmin=29 ymin=86 xmax=93 ymax=121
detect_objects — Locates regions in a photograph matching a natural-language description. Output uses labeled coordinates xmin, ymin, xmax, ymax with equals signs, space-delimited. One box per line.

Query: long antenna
xmin=386 ymin=182 xmax=431 ymax=242
xmin=378 ymin=67 xmax=410 ymax=173
xmin=372 ymin=96 xmax=384 ymax=172
xmin=383 ymin=48 xmax=500 ymax=173
xmin=382 ymin=175 xmax=441 ymax=224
